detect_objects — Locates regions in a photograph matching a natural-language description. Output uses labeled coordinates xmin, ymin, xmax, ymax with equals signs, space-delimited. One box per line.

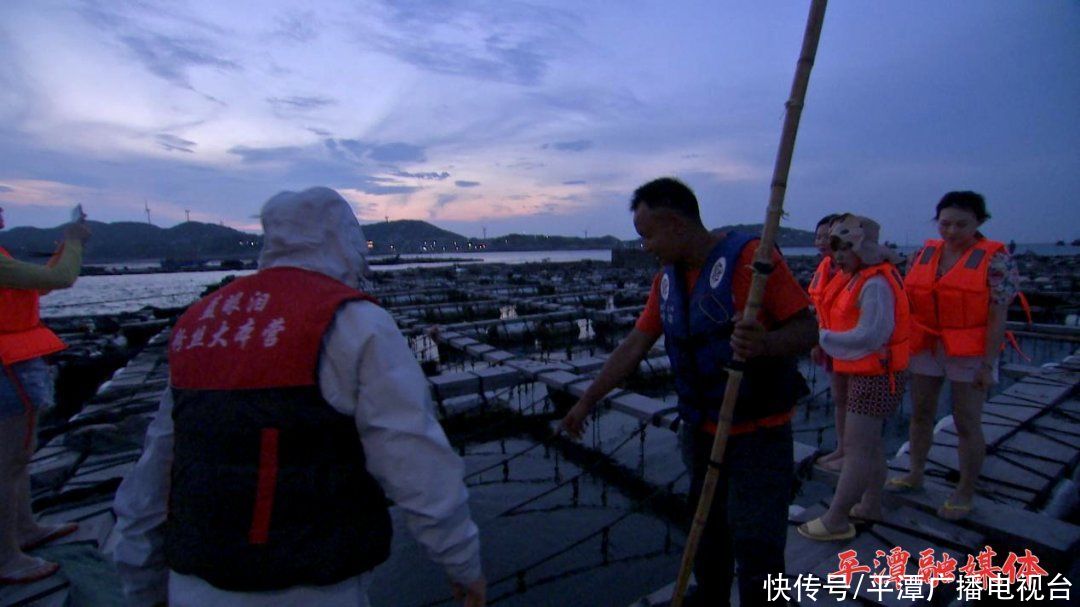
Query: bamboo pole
xmin=670 ymin=1 xmax=829 ymax=605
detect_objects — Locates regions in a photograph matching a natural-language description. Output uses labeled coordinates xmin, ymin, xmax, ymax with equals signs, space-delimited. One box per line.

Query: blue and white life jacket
xmin=660 ymin=232 xmax=808 ymax=428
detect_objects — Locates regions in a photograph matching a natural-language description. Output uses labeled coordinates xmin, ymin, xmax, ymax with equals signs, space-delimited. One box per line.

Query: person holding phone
xmin=0 ymin=205 xmax=91 ymax=584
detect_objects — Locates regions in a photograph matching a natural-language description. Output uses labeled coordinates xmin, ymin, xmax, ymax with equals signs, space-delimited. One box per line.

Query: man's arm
xmin=731 ymin=308 xmax=818 ymax=360
xmin=558 ymin=328 xmax=659 ymax=439
xmin=320 ymin=302 xmax=484 ymax=602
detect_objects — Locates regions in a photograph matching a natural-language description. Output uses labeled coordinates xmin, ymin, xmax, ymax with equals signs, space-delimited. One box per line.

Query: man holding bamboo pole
xmin=559 ymin=177 xmax=817 ymax=605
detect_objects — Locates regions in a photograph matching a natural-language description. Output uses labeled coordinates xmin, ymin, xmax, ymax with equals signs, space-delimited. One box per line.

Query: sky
xmin=0 ymin=0 xmax=1077 ymax=244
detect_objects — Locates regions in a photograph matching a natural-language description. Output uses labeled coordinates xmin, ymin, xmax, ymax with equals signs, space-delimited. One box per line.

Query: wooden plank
xmin=885 ymin=484 xmax=1080 ymax=560
xmin=999 ymin=381 xmax=1073 ymax=406
xmin=990 ymin=448 xmax=1068 ymax=479
xmin=878 ymin=504 xmax=985 ymax=552
xmin=997 ymin=429 xmax=1079 ymax=465
xmin=1058 ymin=399 xmax=1080 ymax=415
xmin=926 ymin=444 xmax=1047 ymax=493
xmin=608 ymin=392 xmax=678 ymax=429
xmin=563 ymin=356 xmax=608 ymax=373
xmin=981 ymin=402 xmax=1043 ymax=424
xmin=482 ymin=350 xmax=517 ymax=364
xmin=536 ymin=370 xmax=586 ymax=392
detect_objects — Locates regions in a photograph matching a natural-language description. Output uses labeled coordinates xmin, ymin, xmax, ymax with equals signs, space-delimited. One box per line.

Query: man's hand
xmin=557 ymin=398 xmax=594 ymax=440
xmin=452 ymin=576 xmax=486 ymax=607
xmin=730 ymin=313 xmax=768 ymax=360
xmin=810 ymin=345 xmax=825 ymax=366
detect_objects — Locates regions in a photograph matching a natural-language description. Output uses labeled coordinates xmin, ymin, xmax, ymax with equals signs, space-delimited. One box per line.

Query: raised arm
xmin=0 ymin=223 xmax=90 ymax=291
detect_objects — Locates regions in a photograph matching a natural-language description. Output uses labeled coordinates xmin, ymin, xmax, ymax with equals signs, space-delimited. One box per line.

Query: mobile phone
xmin=70 ymin=204 xmax=85 ymax=223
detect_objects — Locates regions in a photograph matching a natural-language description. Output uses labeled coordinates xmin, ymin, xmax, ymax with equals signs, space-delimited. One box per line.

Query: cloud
xmin=394 ymin=170 xmax=450 ymax=181
xmin=562 ymin=180 xmax=587 ymax=185
xmin=118 ymin=33 xmax=240 ymax=89
xmin=455 ymin=180 xmax=480 ymax=188
xmin=156 ymin=133 xmax=196 ymax=153
xmin=505 ymin=160 xmax=545 ymax=170
xmin=267 ymin=96 xmax=336 ymax=111
xmin=271 ymin=10 xmax=319 ymax=43
xmin=543 ymin=139 xmax=592 ymax=152
xmin=0 ymin=185 xmax=13 ymax=193
xmin=434 ymin=193 xmax=458 ymax=209
xmin=326 ymin=139 xmax=426 ymax=164
xmin=352 ymin=2 xmax=577 ymax=86
xmin=308 ymin=127 xmax=332 ymax=137
xmin=369 ymin=142 xmax=426 ymax=163
xmin=228 ymin=145 xmax=306 ymax=163
xmin=348 ymin=175 xmax=420 ymax=196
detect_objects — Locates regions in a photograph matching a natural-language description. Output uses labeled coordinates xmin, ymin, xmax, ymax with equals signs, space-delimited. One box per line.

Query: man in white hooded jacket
xmin=109 ymin=187 xmax=485 ymax=606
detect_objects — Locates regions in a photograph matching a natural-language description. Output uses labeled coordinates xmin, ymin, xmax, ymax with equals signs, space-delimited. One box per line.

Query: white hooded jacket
xmin=109 ymin=187 xmax=482 ymax=606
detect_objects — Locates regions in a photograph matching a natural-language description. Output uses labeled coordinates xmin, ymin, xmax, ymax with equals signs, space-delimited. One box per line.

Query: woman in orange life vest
xmin=887 ymin=192 xmax=1021 ymax=521
xmin=0 ymin=206 xmax=90 ymax=585
xmin=798 ymin=214 xmax=909 ymax=541
xmin=807 ymin=213 xmax=850 ymax=472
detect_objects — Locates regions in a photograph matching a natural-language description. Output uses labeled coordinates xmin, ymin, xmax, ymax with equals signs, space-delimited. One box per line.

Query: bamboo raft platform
xmin=5 ymin=265 xmax=1077 ymax=605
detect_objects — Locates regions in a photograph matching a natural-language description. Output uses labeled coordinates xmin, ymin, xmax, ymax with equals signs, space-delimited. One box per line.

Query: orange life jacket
xmin=0 ymin=246 xmax=67 ymax=366
xmin=828 ymin=262 xmax=910 ymax=376
xmin=904 ymin=238 xmax=1004 ymax=357
xmin=808 ymin=256 xmax=846 ymax=328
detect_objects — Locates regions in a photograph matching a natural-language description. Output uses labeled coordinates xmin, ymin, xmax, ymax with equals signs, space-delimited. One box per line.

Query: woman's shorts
xmin=908 ymin=340 xmax=997 ymax=384
xmin=847 ymin=372 xmax=906 ymax=417
xmin=0 ymin=357 xmax=51 ymax=420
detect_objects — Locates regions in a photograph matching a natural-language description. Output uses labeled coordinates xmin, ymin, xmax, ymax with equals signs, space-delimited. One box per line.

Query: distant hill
xmin=715 ymin=224 xmax=816 ymax=248
xmin=0 ymin=221 xmax=261 ymax=262
xmin=0 ymin=219 xmax=817 ymax=262
xmin=360 ymin=220 xmax=470 ymax=254
xmin=358 ymin=220 xmax=625 ymax=254
xmin=616 ymin=224 xmax=817 ymax=249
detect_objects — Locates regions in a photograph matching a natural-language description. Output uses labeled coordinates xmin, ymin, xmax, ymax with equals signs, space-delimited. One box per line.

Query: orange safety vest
xmin=828 ymin=262 xmax=910 ymax=376
xmin=904 ymin=238 xmax=1004 ymax=357
xmin=0 ymin=246 xmax=67 ymax=366
xmin=809 ymin=257 xmax=850 ymax=330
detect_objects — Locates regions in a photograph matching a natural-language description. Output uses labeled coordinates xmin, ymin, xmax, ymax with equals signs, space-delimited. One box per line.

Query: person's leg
xmin=0 ymin=412 xmax=58 ymax=581
xmin=728 ymin=424 xmax=793 ymax=607
xmin=946 ymin=381 xmax=988 ymax=509
xmin=819 ymin=412 xmax=883 ymax=531
xmin=819 ymin=374 xmax=848 ymax=468
xmin=852 ymin=435 xmax=887 ymax=519
xmin=3 ymin=360 xmax=74 ymax=550
xmin=0 ymin=414 xmax=25 ymax=568
xmin=891 ymin=373 xmax=943 ymax=487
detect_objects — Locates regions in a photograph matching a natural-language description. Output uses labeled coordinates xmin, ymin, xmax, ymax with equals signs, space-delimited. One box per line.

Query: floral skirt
xmin=846 ymin=372 xmax=907 ymax=417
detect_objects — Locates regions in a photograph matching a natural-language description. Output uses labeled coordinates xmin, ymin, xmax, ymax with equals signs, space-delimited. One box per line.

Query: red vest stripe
xmin=248 ymin=428 xmax=280 ymax=545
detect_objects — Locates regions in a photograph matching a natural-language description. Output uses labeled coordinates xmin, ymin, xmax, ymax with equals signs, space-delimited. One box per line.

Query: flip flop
xmin=21 ymin=522 xmax=79 ymax=552
xmin=885 ymin=477 xmax=922 ymax=493
xmin=0 ymin=558 xmax=61 ymax=585
xmin=796 ymin=517 xmax=856 ymax=542
xmin=937 ymin=500 xmax=973 ymax=521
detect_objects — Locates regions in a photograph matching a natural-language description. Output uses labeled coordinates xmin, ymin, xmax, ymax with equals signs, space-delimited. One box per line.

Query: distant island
xmin=0 ymin=219 xmax=818 ymax=263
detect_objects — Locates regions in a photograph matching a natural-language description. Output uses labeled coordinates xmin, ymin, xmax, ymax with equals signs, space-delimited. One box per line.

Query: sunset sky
xmin=1 ymin=0 xmax=1077 ymax=243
